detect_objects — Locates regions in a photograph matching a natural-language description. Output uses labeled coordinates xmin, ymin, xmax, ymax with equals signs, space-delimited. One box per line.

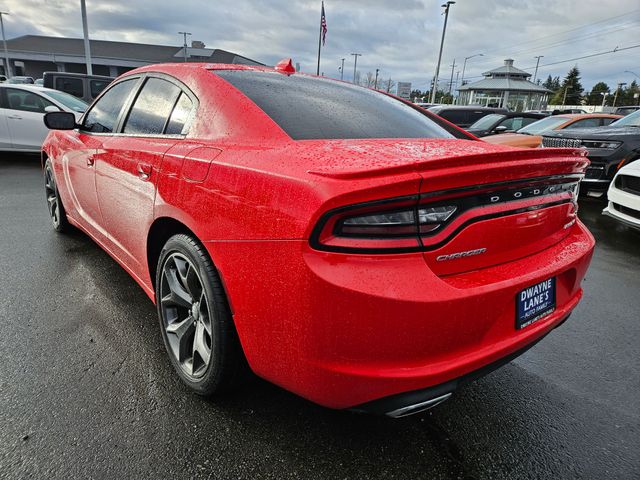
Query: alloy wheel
xmin=44 ymin=167 xmax=60 ymax=229
xmin=159 ymin=253 xmax=213 ymax=379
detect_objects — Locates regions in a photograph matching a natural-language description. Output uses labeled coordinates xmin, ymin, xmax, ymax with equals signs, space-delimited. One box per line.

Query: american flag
xmin=321 ymin=2 xmax=328 ymax=46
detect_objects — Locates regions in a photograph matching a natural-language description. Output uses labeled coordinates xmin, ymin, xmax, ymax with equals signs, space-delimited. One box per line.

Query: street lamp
xmin=178 ymin=32 xmax=192 ymax=62
xmin=613 ymin=82 xmax=627 ymax=107
xmin=80 ymin=0 xmax=92 ymax=75
xmin=350 ymin=53 xmax=362 ymax=84
xmin=460 ymin=53 xmax=482 ymax=88
xmin=430 ymin=1 xmax=455 ymax=104
xmin=0 ymin=11 xmax=11 ymax=78
xmin=600 ymin=92 xmax=609 ymax=110
xmin=625 ymin=70 xmax=639 ymax=79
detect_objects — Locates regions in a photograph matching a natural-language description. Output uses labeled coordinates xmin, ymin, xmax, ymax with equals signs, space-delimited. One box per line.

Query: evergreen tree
xmin=551 ymin=66 xmax=584 ymax=105
xmin=585 ymin=82 xmax=610 ymax=105
xmin=618 ymin=80 xmax=639 ymax=106
xmin=542 ymin=75 xmax=561 ymax=95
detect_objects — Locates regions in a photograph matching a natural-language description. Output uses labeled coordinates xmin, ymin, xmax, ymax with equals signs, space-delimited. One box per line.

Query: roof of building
xmin=459 ymin=58 xmax=551 ymax=93
xmin=458 ymin=77 xmax=550 ymax=92
xmin=482 ymin=59 xmax=531 ymax=78
xmin=5 ymin=35 xmax=263 ymax=66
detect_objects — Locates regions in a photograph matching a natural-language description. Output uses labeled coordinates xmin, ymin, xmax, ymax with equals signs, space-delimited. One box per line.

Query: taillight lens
xmin=338 ymin=205 xmax=456 ymax=237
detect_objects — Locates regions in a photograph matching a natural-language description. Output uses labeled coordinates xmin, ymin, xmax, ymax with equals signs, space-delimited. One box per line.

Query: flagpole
xmin=316 ymin=2 xmax=323 ymax=75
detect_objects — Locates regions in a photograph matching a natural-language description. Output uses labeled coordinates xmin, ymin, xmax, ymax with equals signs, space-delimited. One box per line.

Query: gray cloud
xmin=2 ymin=0 xmax=639 ymax=90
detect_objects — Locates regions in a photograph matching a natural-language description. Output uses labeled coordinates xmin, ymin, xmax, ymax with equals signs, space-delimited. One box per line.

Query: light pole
xmin=179 ymin=32 xmax=191 ymax=62
xmin=613 ymin=82 xmax=627 ymax=107
xmin=625 ymin=70 xmax=639 ymax=79
xmin=374 ymin=68 xmax=379 ymax=89
xmin=80 ymin=0 xmax=92 ymax=75
xmin=532 ymin=55 xmax=544 ymax=83
xmin=351 ymin=53 xmax=362 ymax=84
xmin=339 ymin=58 xmax=345 ymax=80
xmin=600 ymin=92 xmax=609 ymax=110
xmin=448 ymin=58 xmax=456 ymax=96
xmin=430 ymin=1 xmax=455 ymax=104
xmin=460 ymin=53 xmax=482 ymax=88
xmin=0 ymin=11 xmax=11 ymax=78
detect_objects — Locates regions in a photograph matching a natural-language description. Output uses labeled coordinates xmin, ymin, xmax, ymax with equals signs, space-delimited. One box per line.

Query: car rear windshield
xmin=214 ymin=71 xmax=454 ymax=140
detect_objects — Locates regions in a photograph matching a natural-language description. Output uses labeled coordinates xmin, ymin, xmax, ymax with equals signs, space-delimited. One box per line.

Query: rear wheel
xmin=44 ymin=159 xmax=69 ymax=232
xmin=156 ymin=234 xmax=245 ymax=395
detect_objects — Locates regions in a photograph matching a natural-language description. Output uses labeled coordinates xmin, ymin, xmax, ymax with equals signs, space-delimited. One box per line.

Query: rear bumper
xmin=206 ymin=220 xmax=594 ymax=410
xmin=351 ymin=316 xmax=569 ymax=417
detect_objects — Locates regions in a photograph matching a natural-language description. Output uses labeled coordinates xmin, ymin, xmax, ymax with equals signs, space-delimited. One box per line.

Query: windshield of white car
xmin=44 ymin=90 xmax=89 ymax=113
xmin=518 ymin=116 xmax=567 ymax=135
xmin=610 ymin=110 xmax=640 ymax=127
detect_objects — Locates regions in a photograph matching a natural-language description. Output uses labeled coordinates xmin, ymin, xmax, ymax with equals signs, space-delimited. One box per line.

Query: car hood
xmin=544 ymin=125 xmax=639 ymax=139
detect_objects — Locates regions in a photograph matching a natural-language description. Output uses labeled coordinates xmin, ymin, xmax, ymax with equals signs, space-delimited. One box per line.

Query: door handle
xmin=7 ymin=115 xmax=22 ymax=120
xmin=137 ymin=163 xmax=152 ymax=180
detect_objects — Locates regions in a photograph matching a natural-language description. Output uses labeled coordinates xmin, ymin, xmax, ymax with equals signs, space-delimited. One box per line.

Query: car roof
xmin=0 ymin=83 xmax=63 ymax=95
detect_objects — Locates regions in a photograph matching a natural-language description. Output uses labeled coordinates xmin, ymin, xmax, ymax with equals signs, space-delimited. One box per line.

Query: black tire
xmin=44 ymin=159 xmax=69 ymax=233
xmin=155 ymin=234 xmax=245 ymax=395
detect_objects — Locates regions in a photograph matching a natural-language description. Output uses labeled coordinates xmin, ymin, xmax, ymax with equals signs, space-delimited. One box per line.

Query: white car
xmin=603 ymin=161 xmax=640 ymax=230
xmin=0 ymin=84 xmax=87 ymax=152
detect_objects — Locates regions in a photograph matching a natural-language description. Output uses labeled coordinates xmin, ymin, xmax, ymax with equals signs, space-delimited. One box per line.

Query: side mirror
xmin=494 ymin=125 xmax=508 ymax=133
xmin=44 ymin=105 xmax=61 ymax=113
xmin=44 ymin=111 xmax=77 ymax=130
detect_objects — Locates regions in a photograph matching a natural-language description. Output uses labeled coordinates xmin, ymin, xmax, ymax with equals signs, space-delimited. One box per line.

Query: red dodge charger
xmin=42 ymin=60 xmax=594 ymax=417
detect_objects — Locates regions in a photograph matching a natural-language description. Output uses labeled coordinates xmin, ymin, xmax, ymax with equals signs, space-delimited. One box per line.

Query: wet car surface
xmin=1 ymin=156 xmax=638 ymax=479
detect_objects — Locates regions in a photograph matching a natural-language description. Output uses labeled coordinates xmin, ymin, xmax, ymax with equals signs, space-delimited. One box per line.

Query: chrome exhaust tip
xmin=385 ymin=392 xmax=452 ymax=418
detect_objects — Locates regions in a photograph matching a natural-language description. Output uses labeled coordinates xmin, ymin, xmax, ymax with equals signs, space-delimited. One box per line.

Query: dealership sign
xmin=396 ymin=82 xmax=412 ymax=100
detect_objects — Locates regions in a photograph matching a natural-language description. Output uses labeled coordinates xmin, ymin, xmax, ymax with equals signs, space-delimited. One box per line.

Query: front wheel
xmin=44 ymin=159 xmax=69 ymax=233
xmin=156 ymin=234 xmax=245 ymax=395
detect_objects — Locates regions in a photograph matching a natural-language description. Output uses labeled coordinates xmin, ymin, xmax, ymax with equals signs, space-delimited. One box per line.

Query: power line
xmin=459 ymin=44 xmax=640 ymax=83
xmin=480 ymin=9 xmax=640 ymax=57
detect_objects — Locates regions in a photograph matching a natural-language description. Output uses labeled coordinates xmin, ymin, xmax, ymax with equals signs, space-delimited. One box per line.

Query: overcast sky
xmin=2 ymin=0 xmax=639 ymax=91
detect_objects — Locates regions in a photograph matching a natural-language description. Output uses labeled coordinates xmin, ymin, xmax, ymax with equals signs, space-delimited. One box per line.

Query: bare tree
xmin=384 ymin=78 xmax=396 ymax=93
xmin=361 ymin=71 xmax=375 ymax=88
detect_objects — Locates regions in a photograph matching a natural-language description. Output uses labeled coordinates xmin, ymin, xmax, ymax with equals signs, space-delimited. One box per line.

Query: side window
xmin=440 ymin=110 xmax=467 ymax=125
xmin=467 ymin=111 xmax=489 ymax=125
xmin=601 ymin=117 xmax=617 ymax=126
xmin=123 ymin=77 xmax=181 ymax=135
xmin=498 ymin=117 xmax=517 ymax=130
xmin=4 ymin=88 xmax=54 ymax=113
xmin=165 ymin=93 xmax=193 ymax=135
xmin=565 ymin=118 xmax=600 ymax=129
xmin=90 ymin=79 xmax=111 ymax=99
xmin=55 ymin=77 xmax=84 ymax=98
xmin=82 ymin=79 xmax=138 ymax=133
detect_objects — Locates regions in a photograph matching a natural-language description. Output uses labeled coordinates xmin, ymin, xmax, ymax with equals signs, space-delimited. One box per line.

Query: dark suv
xmin=542 ymin=110 xmax=640 ymax=198
xmin=427 ymin=106 xmax=508 ymax=128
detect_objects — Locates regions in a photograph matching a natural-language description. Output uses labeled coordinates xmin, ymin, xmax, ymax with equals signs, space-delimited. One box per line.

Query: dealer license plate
xmin=516 ymin=277 xmax=556 ymax=330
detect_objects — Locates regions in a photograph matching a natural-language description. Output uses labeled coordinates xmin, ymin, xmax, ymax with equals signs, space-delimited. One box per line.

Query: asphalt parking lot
xmin=0 ymin=155 xmax=638 ymax=479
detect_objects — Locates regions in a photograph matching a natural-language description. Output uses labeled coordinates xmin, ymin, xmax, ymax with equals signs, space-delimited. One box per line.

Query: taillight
xmin=311 ymin=177 xmax=581 ymax=253
xmin=337 ymin=205 xmax=457 ymax=237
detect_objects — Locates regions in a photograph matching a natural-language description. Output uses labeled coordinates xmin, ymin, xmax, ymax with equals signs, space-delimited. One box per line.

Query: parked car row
xmin=423 ymin=103 xmax=640 ymax=231
xmin=0 ymin=72 xmax=113 ymax=102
